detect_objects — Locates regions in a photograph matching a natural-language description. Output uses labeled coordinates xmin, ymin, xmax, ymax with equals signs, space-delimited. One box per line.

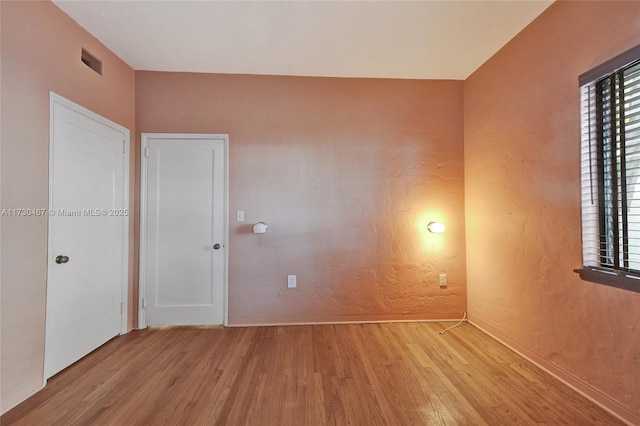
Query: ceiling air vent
xmin=81 ymin=48 xmax=102 ymax=75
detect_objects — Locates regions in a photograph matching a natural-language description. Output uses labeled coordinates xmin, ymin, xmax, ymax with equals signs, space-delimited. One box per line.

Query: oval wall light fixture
xmin=253 ymin=222 xmax=268 ymax=234
xmin=427 ymin=222 xmax=445 ymax=233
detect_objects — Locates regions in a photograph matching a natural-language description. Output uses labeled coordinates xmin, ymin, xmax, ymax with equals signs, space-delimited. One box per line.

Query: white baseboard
xmin=469 ymin=317 xmax=639 ymax=426
xmin=227 ymin=317 xmax=467 ymax=328
xmin=1 ymin=380 xmax=46 ymax=416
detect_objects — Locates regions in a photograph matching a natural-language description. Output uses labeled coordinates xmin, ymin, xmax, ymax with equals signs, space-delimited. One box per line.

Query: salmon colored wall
xmin=464 ymin=1 xmax=640 ymax=423
xmin=0 ymin=1 xmax=135 ymax=413
xmin=135 ymin=73 xmax=466 ymax=325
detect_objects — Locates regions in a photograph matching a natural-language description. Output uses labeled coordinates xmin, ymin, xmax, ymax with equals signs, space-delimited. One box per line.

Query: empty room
xmin=1 ymin=0 xmax=639 ymax=424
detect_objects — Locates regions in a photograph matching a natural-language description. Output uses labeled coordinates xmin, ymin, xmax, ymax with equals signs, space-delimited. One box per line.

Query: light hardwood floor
xmin=2 ymin=322 xmax=623 ymax=425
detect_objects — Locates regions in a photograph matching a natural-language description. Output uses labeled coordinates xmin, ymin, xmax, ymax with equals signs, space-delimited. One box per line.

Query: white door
xmin=45 ymin=93 xmax=129 ymax=378
xmin=140 ymin=134 xmax=227 ymax=326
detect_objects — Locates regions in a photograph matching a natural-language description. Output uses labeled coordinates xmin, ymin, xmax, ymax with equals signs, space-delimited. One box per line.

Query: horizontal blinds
xmin=581 ymin=83 xmax=600 ymax=267
xmin=623 ymin=62 xmax=640 ymax=272
xmin=581 ymin=59 xmax=640 ymax=275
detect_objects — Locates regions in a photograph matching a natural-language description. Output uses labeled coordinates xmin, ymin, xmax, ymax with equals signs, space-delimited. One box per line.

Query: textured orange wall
xmin=0 ymin=1 xmax=135 ymax=413
xmin=464 ymin=1 xmax=640 ymax=422
xmin=135 ymin=73 xmax=466 ymax=325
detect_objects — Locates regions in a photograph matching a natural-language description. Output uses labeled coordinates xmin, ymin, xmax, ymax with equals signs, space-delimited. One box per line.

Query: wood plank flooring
xmin=2 ymin=322 xmax=623 ymax=425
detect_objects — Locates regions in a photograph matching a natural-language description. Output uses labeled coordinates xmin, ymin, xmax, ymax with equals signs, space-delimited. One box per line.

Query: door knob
xmin=212 ymin=243 xmax=221 ymax=250
xmin=55 ymin=255 xmax=69 ymax=264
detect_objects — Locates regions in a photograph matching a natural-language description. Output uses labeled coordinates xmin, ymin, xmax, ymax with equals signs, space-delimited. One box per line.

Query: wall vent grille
xmin=81 ymin=48 xmax=102 ymax=75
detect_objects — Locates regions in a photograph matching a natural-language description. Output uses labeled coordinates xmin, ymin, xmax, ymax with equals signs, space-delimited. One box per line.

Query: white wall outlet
xmin=287 ymin=275 xmax=297 ymax=288
xmin=439 ymin=273 xmax=447 ymax=287
xmin=236 ymin=210 xmax=245 ymax=222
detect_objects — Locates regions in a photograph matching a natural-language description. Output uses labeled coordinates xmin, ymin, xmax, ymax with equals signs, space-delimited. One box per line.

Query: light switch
xmin=288 ymin=275 xmax=297 ymax=288
xmin=236 ymin=210 xmax=245 ymax=222
xmin=439 ymin=273 xmax=447 ymax=287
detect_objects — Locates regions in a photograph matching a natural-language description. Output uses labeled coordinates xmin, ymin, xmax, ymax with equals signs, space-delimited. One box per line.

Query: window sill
xmin=574 ymin=267 xmax=640 ymax=293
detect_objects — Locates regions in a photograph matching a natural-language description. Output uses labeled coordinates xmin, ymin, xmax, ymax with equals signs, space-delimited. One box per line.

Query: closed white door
xmin=45 ymin=93 xmax=129 ymax=378
xmin=140 ymin=134 xmax=227 ymax=326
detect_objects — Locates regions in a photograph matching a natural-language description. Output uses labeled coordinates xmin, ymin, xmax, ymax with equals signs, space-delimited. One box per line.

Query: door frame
xmin=47 ymin=92 xmax=130 ymax=340
xmin=138 ymin=133 xmax=229 ymax=328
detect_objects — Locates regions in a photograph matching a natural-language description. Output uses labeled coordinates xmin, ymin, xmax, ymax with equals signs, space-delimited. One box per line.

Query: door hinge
xmin=142 ymin=298 xmax=147 ymax=309
xmin=120 ymin=302 xmax=124 ymax=314
xmin=122 ymin=141 xmax=126 ymax=154
xmin=144 ymin=147 xmax=150 ymax=158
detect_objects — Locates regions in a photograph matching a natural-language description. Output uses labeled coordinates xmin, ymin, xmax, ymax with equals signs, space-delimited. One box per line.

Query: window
xmin=578 ymin=45 xmax=640 ymax=293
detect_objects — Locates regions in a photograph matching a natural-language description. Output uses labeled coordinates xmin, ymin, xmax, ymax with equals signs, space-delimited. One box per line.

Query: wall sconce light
xmin=427 ymin=222 xmax=445 ymax=233
xmin=252 ymin=222 xmax=268 ymax=234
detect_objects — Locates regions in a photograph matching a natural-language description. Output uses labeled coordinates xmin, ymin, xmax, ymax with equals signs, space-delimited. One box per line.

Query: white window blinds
xmin=580 ymin=52 xmax=640 ymax=279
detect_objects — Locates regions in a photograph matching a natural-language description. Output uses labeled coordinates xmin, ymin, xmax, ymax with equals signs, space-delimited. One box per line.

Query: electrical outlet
xmin=287 ymin=275 xmax=297 ymax=288
xmin=439 ymin=273 xmax=447 ymax=287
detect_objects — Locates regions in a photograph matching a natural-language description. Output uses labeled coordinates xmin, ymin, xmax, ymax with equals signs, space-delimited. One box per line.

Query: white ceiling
xmin=52 ymin=0 xmax=553 ymax=80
